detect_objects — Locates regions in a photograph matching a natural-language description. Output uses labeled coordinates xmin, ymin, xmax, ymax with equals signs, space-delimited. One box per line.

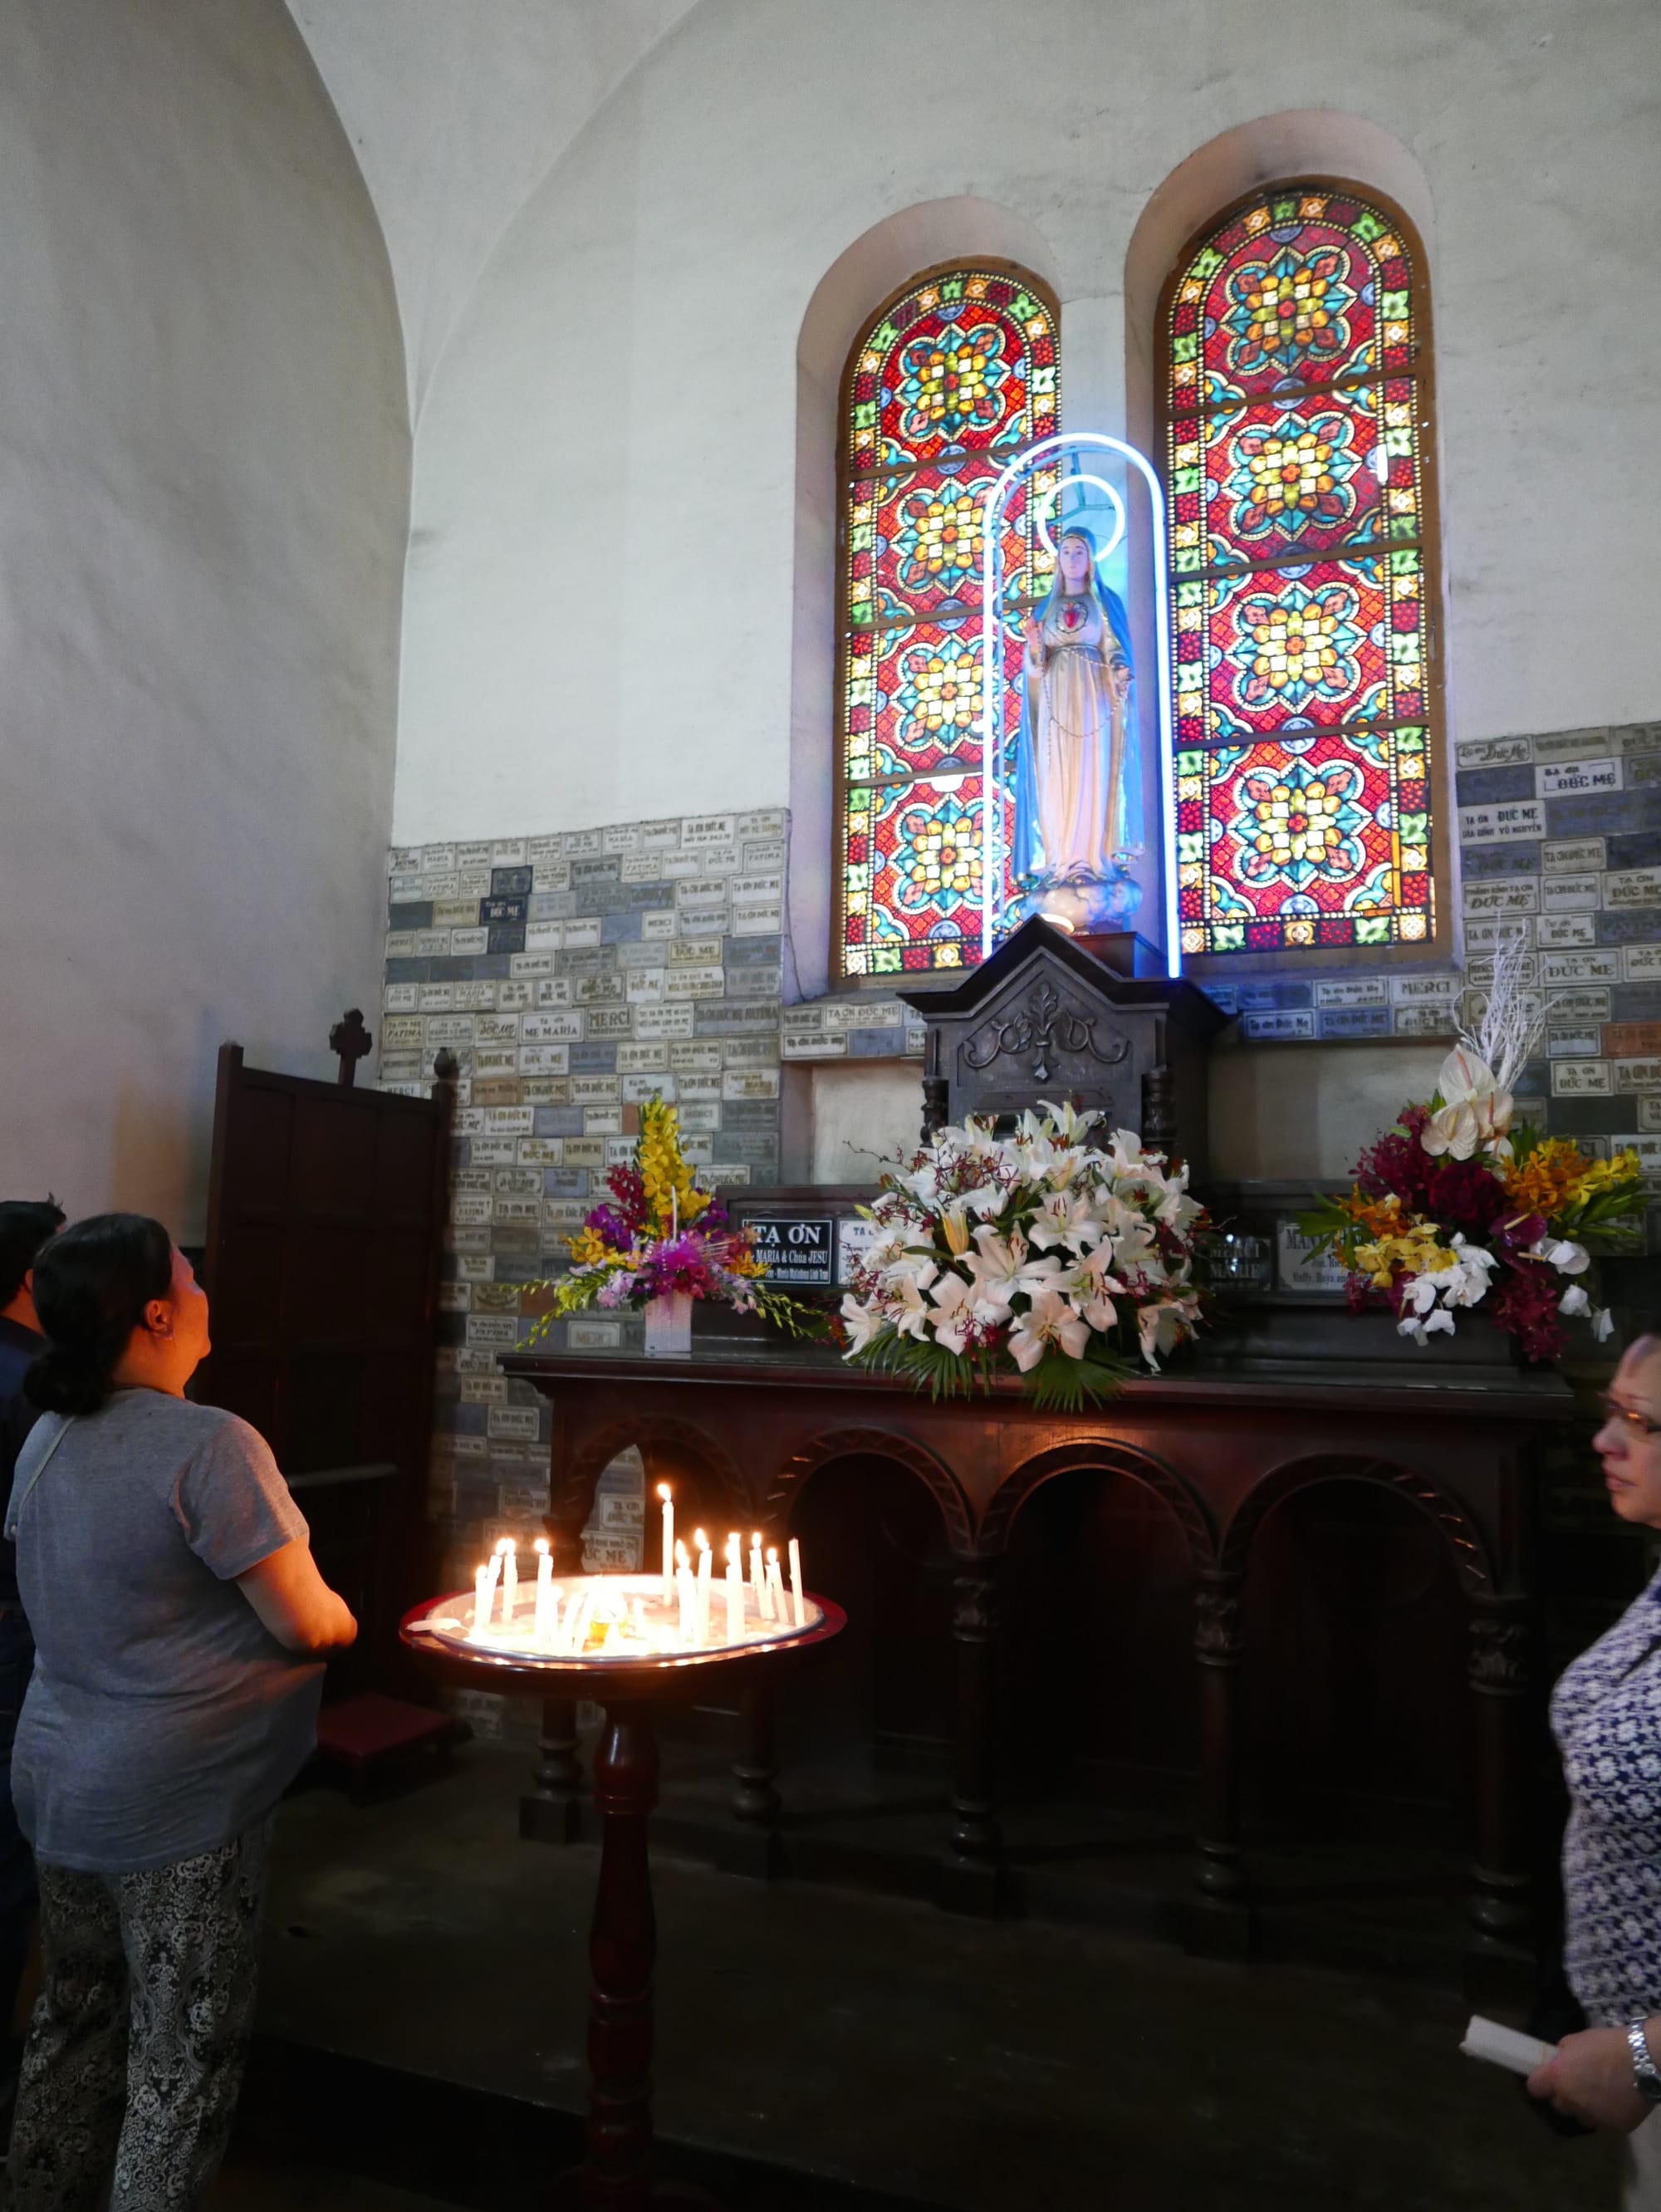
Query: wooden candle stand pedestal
xmin=402 ymin=1596 xmax=845 ymax=2211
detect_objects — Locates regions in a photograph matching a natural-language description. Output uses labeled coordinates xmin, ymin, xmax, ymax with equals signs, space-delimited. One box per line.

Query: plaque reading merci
xmin=747 ymin=1215 xmax=836 ymax=1287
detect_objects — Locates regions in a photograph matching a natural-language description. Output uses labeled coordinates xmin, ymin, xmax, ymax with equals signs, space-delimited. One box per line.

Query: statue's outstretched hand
xmin=1022 ymin=616 xmax=1043 ymax=654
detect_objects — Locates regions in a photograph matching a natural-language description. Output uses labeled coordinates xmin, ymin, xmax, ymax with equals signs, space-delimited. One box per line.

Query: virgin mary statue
xmin=1011 ymin=526 xmax=1142 ymax=929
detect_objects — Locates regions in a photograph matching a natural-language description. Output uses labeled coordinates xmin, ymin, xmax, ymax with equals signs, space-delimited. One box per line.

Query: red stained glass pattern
xmin=839 ymin=268 xmax=1058 ymax=978
xmin=1164 ymin=189 xmax=1435 ymax=957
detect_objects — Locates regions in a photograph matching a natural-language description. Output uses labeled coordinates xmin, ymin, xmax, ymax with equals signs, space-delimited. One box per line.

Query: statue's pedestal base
xmin=1071 ymin=929 xmax=1168 ymax=979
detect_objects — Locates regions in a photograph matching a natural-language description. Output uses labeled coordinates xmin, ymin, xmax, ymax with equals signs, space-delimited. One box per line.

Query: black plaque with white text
xmin=747 ymin=1214 xmax=835 ymax=1287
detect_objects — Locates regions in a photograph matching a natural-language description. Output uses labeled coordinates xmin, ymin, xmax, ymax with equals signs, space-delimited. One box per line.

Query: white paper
xmin=1460 ymin=2014 xmax=1555 ymax=2077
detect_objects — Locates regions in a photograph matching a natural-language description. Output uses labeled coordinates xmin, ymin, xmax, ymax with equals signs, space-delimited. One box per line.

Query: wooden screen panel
xmin=292 ymin=1094 xmax=379 ymax=1221
xmin=199 ymin=1042 xmax=453 ymax=1667
xmin=223 ymin=1085 xmax=293 ymax=1220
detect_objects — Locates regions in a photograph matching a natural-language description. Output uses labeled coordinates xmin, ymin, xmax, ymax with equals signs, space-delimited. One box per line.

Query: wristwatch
xmin=1628 ymin=2022 xmax=1661 ymax=2106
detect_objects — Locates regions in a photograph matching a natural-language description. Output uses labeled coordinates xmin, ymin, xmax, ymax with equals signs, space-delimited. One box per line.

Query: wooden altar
xmin=504 ymin=1335 xmax=1572 ymax=1965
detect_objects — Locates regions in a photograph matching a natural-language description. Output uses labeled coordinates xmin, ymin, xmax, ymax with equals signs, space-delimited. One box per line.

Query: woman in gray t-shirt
xmin=2 ymin=1214 xmax=355 ymax=2210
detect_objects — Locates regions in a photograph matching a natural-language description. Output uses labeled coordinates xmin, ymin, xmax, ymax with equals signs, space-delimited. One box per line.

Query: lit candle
xmin=472 ymin=1562 xmax=493 ymax=1641
xmin=675 ymin=1540 xmax=697 ymax=1646
xmin=766 ymin=1547 xmax=786 ymax=1624
xmin=788 ymin=1537 xmax=805 ymax=1630
xmin=564 ymin=1589 xmax=590 ymax=1655
xmin=532 ymin=1538 xmax=556 ymax=1646
xmin=499 ymin=1537 xmax=517 ymax=1625
xmin=658 ymin=1483 xmax=674 ymax=1604
xmin=749 ymin=1533 xmax=768 ymax=1618
xmin=695 ymin=1529 xmax=713 ymax=1646
xmin=725 ymin=1534 xmax=744 ymax=1645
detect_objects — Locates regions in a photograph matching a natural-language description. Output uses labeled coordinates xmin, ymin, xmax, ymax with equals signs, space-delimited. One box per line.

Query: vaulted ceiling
xmin=287 ymin=0 xmax=698 ymax=418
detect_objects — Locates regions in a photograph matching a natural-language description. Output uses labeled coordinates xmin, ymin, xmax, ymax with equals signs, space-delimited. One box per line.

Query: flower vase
xmin=644 ymin=1289 xmax=693 ymax=1359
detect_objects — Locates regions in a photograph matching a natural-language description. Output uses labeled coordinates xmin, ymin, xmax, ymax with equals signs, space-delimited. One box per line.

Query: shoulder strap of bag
xmin=4 ymin=1414 xmax=74 ymax=1543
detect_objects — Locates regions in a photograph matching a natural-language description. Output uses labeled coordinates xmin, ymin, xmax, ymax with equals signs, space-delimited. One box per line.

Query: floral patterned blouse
xmin=1553 ymin=1570 xmax=1661 ymax=2027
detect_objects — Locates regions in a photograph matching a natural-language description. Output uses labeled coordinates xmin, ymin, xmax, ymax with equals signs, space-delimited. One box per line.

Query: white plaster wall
xmin=1208 ymin=1041 xmax=1447 ymax=1182
xmin=806 ymin=1063 xmax=926 ymax=1186
xmin=0 ymin=0 xmax=407 ymax=1238
xmin=391 ymin=0 xmax=1660 ymax=856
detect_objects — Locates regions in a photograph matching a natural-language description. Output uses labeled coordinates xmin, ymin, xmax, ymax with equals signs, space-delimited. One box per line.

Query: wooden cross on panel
xmin=329 ymin=1008 xmax=373 ymax=1088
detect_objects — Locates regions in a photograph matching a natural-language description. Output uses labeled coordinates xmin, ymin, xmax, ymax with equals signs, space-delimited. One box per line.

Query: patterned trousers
xmin=4 ymin=1818 xmax=269 ymax=2210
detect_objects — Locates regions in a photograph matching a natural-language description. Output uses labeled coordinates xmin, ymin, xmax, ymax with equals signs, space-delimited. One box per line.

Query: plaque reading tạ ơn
xmin=747 ymin=1215 xmax=835 ymax=1287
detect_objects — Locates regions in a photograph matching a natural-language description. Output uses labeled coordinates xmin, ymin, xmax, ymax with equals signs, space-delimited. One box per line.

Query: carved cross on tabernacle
xmin=329 ymin=1008 xmax=373 ymax=1088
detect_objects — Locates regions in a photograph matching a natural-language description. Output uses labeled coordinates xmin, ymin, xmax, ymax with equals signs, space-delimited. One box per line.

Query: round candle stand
xmin=402 ymin=1586 xmax=845 ymax=2210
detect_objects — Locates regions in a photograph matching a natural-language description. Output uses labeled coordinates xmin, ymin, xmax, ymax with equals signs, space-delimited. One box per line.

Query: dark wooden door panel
xmin=199 ymin=1041 xmax=453 ymax=1686
xmin=223 ymin=1085 xmax=294 ymax=1218
xmin=292 ymin=1095 xmax=379 ymax=1220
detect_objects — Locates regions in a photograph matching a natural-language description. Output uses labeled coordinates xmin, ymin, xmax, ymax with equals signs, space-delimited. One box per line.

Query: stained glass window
xmin=836 ymin=267 xmax=1058 ymax=979
xmin=1164 ymin=188 xmax=1438 ymax=959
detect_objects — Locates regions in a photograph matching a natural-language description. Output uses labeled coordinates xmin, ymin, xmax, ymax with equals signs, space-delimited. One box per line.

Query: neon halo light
xmin=1036 ymin=473 xmax=1126 ymax=565
xmin=977 ymin=431 xmax=1178 ymax=974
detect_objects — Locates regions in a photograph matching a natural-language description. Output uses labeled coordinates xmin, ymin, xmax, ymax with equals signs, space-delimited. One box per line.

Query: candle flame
xmin=495 ymin=1537 xmax=511 ymax=1554
xmin=533 ymin=1537 xmax=549 ymax=1556
xmin=726 ymin=1534 xmax=738 ymax=1563
xmin=693 ymin=1528 xmax=708 ymax=1552
xmin=767 ymin=1547 xmax=778 ymax=1564
xmin=657 ymin=1483 xmax=672 ymax=1502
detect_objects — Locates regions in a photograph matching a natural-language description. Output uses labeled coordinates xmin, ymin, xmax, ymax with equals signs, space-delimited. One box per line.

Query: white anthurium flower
xmin=1420 ymin=1048 xmax=1514 ymax=1163
xmin=927 ymin=1270 xmax=977 ymax=1355
xmin=1527 ymin=1234 xmax=1590 ymax=1277
xmin=1557 ymin=1287 xmax=1614 ymax=1344
xmin=1008 ymin=1287 xmax=1092 ymax=1373
xmin=1028 ymin=1186 xmax=1106 ymax=1255
xmin=839 ymin=1293 xmax=884 ymax=1354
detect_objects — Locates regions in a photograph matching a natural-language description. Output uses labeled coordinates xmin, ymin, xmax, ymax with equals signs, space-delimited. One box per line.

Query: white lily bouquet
xmin=839 ymin=1102 xmax=1208 ymax=1410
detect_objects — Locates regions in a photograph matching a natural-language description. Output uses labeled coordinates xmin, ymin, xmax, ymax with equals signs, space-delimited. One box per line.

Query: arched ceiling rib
xmin=286 ymin=0 xmax=698 ymax=418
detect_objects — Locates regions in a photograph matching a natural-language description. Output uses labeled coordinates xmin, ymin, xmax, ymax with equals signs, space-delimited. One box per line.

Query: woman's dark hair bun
xmin=24 ymin=1214 xmax=174 ymax=1417
xmin=24 ymin=1341 xmax=110 ymax=1419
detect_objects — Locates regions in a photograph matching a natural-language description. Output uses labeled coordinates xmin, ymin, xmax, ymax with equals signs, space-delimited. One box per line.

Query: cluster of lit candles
xmin=657 ymin=1483 xmax=806 ymax=1641
xmin=462 ymin=1483 xmax=806 ymax=1657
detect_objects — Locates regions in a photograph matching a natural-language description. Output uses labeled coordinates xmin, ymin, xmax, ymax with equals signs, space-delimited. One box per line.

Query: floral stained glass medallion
xmin=1164 ymin=189 xmax=1436 ymax=956
xmin=838 ymin=268 xmax=1058 ymax=978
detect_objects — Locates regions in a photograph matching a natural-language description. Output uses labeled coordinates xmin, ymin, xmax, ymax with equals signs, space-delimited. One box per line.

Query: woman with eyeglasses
xmin=1528 ymin=1332 xmax=1661 ymax=2205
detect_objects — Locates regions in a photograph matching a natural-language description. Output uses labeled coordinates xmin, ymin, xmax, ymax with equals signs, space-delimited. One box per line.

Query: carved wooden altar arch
xmin=977 ymin=1435 xmax=1215 ymax=1572
xmin=767 ymin=1426 xmax=975 ymax=1553
xmin=556 ymin=1415 xmax=751 ymax=1535
xmin=1216 ymin=1450 xmax=1493 ymax=1596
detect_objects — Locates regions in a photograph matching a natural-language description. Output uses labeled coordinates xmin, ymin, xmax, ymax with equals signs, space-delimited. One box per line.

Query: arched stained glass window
xmin=835 ymin=265 xmax=1059 ymax=980
xmin=1163 ymin=185 xmax=1438 ymax=959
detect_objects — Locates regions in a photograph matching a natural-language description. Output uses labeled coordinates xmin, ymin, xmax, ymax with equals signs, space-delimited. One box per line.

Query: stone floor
xmin=228 ymin=1746 xmax=1619 ymax=2211
xmin=212 ymin=2158 xmax=457 ymax=2210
